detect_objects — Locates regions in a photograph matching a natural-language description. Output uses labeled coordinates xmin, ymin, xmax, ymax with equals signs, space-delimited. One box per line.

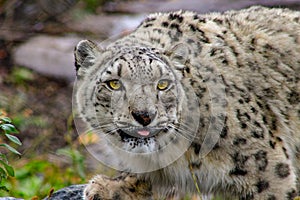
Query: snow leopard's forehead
xmin=100 ymin=47 xmax=175 ymax=83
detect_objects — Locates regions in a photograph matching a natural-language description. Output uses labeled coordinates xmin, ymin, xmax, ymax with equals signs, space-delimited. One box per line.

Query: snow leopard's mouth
xmin=118 ymin=127 xmax=167 ymax=141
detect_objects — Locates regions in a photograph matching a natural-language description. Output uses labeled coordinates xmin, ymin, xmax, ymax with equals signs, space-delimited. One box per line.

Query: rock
xmin=68 ymin=14 xmax=117 ymax=37
xmin=45 ymin=184 xmax=86 ymax=200
xmin=0 ymin=185 xmax=85 ymax=200
xmin=68 ymin=14 xmax=145 ymax=38
xmin=0 ymin=198 xmax=23 ymax=200
xmin=13 ymin=35 xmax=81 ymax=81
xmin=12 ymin=14 xmax=145 ymax=81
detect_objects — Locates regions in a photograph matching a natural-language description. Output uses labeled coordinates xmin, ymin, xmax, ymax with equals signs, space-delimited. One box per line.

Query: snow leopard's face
xmin=74 ymin=40 xmax=199 ymax=171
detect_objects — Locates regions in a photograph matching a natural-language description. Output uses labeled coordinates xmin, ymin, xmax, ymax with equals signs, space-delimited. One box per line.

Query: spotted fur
xmin=74 ymin=6 xmax=300 ymax=199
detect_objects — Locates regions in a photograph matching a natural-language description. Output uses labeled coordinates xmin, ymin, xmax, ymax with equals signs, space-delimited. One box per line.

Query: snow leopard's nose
xmin=131 ymin=110 xmax=156 ymax=126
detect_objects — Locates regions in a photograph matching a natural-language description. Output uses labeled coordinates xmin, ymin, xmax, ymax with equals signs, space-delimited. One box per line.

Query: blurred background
xmin=0 ymin=0 xmax=299 ymax=198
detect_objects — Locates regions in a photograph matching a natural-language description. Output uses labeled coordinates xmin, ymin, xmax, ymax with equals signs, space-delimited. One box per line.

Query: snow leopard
xmin=73 ymin=6 xmax=300 ymax=200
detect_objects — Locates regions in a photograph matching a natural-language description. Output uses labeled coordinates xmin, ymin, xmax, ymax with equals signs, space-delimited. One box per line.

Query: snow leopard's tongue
xmin=137 ymin=130 xmax=150 ymax=136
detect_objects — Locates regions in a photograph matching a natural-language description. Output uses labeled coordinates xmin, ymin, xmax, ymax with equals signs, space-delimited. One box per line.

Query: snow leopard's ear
xmin=74 ymin=40 xmax=102 ymax=75
xmin=165 ymin=43 xmax=190 ymax=69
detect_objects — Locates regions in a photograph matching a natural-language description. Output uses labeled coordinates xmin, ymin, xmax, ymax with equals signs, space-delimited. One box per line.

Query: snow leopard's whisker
xmin=90 ymin=123 xmax=115 ymax=129
xmin=168 ymin=124 xmax=199 ymax=141
xmin=170 ymin=122 xmax=200 ymax=139
xmin=165 ymin=125 xmax=195 ymax=142
xmin=173 ymin=121 xmax=198 ymax=134
xmin=88 ymin=123 xmax=119 ymax=134
xmin=92 ymin=126 xmax=119 ymax=135
xmin=104 ymin=128 xmax=119 ymax=135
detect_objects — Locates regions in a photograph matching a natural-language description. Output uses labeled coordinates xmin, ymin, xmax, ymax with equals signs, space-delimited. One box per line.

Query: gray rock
xmin=12 ymin=14 xmax=144 ymax=81
xmin=13 ymin=35 xmax=81 ymax=81
xmin=68 ymin=14 xmax=145 ymax=39
xmin=0 ymin=198 xmax=23 ymax=200
xmin=0 ymin=185 xmax=85 ymax=200
xmin=44 ymin=184 xmax=86 ymax=200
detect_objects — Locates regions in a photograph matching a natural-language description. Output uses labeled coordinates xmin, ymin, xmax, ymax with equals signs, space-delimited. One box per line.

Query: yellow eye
xmin=157 ymin=80 xmax=170 ymax=91
xmin=107 ymin=80 xmax=122 ymax=90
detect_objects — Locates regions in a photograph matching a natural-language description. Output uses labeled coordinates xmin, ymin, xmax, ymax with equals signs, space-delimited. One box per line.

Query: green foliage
xmin=83 ymin=0 xmax=100 ymax=13
xmin=80 ymin=0 xmax=111 ymax=13
xmin=0 ymin=158 xmax=86 ymax=198
xmin=0 ymin=112 xmax=22 ymax=192
xmin=0 ymin=113 xmax=87 ymax=198
xmin=12 ymin=113 xmax=48 ymax=132
xmin=10 ymin=67 xmax=34 ymax=85
xmin=56 ymin=147 xmax=86 ymax=179
xmin=83 ymin=0 xmax=103 ymax=13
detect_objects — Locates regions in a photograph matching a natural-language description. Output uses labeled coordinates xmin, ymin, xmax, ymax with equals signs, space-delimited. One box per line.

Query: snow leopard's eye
xmin=106 ymin=79 xmax=123 ymax=91
xmin=157 ymin=79 xmax=170 ymax=91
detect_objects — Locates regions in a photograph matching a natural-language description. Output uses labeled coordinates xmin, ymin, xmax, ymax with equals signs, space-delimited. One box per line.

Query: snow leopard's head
xmin=74 ymin=40 xmax=200 ymax=172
